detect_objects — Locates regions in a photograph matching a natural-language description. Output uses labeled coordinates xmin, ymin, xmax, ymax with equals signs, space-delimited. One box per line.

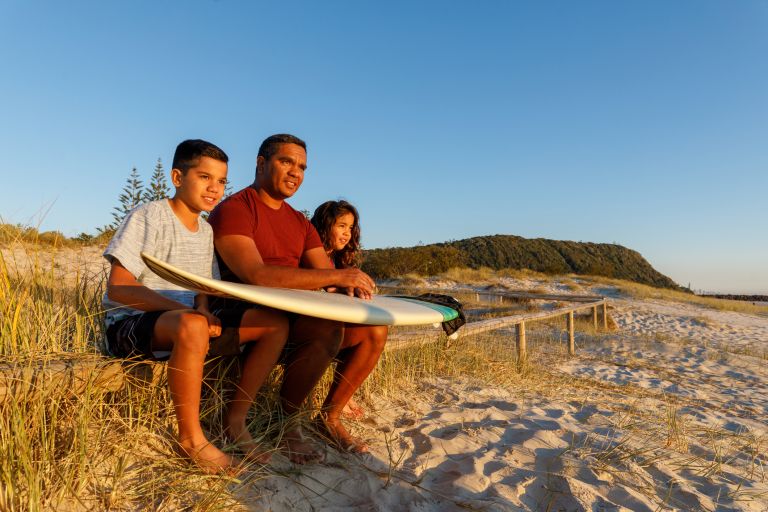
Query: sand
xmin=235 ymin=286 xmax=768 ymax=511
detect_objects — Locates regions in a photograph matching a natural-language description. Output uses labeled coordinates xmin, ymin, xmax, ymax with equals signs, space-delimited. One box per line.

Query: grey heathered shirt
xmin=102 ymin=199 xmax=219 ymax=326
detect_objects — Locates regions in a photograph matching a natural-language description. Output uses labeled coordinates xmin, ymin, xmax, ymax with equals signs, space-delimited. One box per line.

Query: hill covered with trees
xmin=362 ymin=234 xmax=680 ymax=290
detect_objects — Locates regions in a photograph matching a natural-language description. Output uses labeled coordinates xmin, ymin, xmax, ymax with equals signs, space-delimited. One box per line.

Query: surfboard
xmin=141 ymin=252 xmax=459 ymax=326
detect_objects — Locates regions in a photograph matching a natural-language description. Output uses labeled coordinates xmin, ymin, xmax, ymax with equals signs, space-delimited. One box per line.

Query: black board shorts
xmin=105 ymin=308 xmax=249 ymax=361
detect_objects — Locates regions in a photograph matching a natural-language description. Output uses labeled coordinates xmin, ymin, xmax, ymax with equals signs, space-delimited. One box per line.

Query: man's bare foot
xmin=320 ymin=416 xmax=369 ymax=454
xmin=280 ymin=427 xmax=325 ymax=464
xmin=342 ymin=397 xmax=365 ymax=419
xmin=224 ymin=417 xmax=272 ymax=464
xmin=179 ymin=439 xmax=242 ymax=475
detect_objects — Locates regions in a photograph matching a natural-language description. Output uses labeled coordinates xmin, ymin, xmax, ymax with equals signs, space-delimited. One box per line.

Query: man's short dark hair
xmin=172 ymin=139 xmax=228 ymax=173
xmin=257 ymin=134 xmax=307 ymax=161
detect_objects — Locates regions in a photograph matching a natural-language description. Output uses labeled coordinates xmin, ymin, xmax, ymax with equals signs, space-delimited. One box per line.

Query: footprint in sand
xmin=488 ymin=400 xmax=518 ymax=412
xmin=402 ymin=428 xmax=432 ymax=457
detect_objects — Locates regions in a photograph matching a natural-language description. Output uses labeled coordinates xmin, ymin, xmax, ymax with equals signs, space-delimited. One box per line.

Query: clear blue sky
xmin=1 ymin=1 xmax=766 ymax=294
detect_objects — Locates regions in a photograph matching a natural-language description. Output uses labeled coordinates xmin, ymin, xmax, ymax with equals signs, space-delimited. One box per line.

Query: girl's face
xmin=329 ymin=212 xmax=355 ymax=252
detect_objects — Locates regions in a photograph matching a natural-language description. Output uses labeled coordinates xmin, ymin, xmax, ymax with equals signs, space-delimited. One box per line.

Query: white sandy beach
xmin=237 ymin=285 xmax=768 ymax=511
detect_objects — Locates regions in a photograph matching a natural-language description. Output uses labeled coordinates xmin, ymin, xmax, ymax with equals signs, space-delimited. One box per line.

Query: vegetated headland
xmin=363 ymin=234 xmax=680 ymax=290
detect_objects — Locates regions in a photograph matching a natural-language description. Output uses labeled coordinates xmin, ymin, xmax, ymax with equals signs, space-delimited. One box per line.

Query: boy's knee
xmin=174 ymin=311 xmax=210 ymax=353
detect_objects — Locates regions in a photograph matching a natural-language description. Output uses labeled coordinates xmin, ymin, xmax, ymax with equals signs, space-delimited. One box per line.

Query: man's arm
xmin=215 ymin=234 xmax=375 ymax=293
xmin=301 ymin=246 xmax=372 ymax=298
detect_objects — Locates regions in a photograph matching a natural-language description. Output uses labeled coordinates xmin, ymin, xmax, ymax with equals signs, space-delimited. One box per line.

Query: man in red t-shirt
xmin=208 ymin=134 xmax=375 ymax=463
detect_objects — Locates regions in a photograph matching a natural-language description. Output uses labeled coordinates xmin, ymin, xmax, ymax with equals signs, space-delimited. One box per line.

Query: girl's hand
xmin=351 ymin=287 xmax=372 ymax=300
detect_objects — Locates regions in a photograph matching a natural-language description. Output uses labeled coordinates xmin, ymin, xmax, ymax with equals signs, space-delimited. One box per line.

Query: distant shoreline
xmin=700 ymin=294 xmax=768 ymax=304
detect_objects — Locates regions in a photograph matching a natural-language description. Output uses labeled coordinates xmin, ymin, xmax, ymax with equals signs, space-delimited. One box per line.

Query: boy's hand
xmin=196 ymin=308 xmax=222 ymax=337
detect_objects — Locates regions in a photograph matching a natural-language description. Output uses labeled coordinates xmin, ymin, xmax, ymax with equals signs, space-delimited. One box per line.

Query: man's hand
xmin=334 ymin=268 xmax=376 ymax=299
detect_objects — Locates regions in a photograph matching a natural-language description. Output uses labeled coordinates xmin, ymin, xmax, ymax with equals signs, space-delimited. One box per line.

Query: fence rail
xmin=388 ymin=295 xmax=611 ymax=358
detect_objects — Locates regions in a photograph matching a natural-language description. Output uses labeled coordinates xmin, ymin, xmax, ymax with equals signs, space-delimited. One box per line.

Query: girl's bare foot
xmin=224 ymin=416 xmax=273 ymax=464
xmin=179 ymin=439 xmax=241 ymax=475
xmin=280 ymin=427 xmax=325 ymax=464
xmin=342 ymin=397 xmax=365 ymax=419
xmin=320 ymin=416 xmax=369 ymax=454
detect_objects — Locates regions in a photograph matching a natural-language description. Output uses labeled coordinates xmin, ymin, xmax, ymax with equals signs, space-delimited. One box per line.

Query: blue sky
xmin=1 ymin=1 xmax=766 ymax=294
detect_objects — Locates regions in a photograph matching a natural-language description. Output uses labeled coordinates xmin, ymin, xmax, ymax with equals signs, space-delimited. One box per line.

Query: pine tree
xmin=223 ymin=179 xmax=233 ymax=199
xmin=146 ymin=158 xmax=170 ymax=202
xmin=110 ymin=167 xmax=145 ymax=229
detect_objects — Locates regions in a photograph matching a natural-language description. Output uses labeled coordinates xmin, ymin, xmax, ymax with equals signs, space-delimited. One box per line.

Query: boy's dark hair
xmin=257 ymin=134 xmax=307 ymax=161
xmin=172 ymin=139 xmax=228 ymax=173
xmin=311 ymin=200 xmax=361 ymax=269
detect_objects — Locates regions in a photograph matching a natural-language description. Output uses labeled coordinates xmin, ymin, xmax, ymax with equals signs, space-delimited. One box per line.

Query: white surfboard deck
xmin=141 ymin=252 xmax=458 ymax=326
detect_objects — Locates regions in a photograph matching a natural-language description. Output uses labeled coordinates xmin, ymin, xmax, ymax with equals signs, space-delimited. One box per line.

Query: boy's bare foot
xmin=179 ymin=439 xmax=242 ymax=475
xmin=280 ymin=427 xmax=325 ymax=464
xmin=224 ymin=417 xmax=273 ymax=464
xmin=342 ymin=397 xmax=365 ymax=419
xmin=320 ymin=416 xmax=369 ymax=454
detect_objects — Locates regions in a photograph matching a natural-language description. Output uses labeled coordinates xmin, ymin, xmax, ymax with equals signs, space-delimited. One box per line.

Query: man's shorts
xmin=105 ymin=308 xmax=249 ymax=361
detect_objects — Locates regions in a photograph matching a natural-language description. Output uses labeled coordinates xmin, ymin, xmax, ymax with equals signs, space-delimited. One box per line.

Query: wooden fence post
xmin=601 ymin=302 xmax=608 ymax=330
xmin=592 ymin=306 xmax=598 ymax=330
xmin=567 ymin=311 xmax=575 ymax=356
xmin=516 ymin=321 xmax=526 ymax=363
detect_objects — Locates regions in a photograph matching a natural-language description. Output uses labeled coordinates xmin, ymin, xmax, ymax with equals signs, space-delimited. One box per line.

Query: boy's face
xmin=171 ymin=156 xmax=228 ymax=213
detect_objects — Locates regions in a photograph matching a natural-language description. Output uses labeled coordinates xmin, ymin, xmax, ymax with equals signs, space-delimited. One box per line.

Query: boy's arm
xmin=215 ymin=234 xmax=375 ymax=294
xmin=107 ymin=261 xmax=191 ymax=311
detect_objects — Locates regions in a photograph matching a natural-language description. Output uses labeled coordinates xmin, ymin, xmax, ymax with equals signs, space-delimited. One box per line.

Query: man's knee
xmin=241 ymin=307 xmax=290 ymax=337
xmin=291 ymin=318 xmax=344 ymax=359
xmin=368 ymin=325 xmax=388 ymax=352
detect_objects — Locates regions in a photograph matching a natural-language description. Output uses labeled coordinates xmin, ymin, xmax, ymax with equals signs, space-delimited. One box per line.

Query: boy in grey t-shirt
xmin=104 ymin=139 xmax=288 ymax=474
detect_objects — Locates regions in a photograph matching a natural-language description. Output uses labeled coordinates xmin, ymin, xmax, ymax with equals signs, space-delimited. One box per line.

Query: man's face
xmin=257 ymin=143 xmax=307 ymax=200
